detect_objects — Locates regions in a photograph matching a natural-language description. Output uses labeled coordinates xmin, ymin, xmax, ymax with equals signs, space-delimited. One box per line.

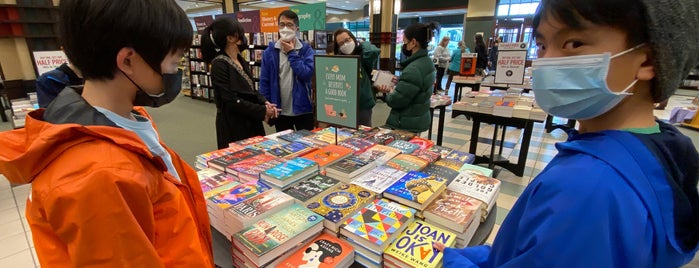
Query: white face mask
xmin=339 ymin=41 xmax=356 ymax=55
xmin=279 ymin=27 xmax=296 ymax=41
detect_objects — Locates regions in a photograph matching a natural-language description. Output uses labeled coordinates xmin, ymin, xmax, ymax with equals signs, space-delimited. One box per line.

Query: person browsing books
xmin=474 ymin=34 xmax=488 ymax=77
xmin=433 ymin=36 xmax=451 ymax=94
xmin=259 ymin=10 xmax=315 ymax=132
xmin=444 ymin=41 xmax=469 ymax=94
xmin=333 ymin=28 xmax=380 ymax=127
xmin=35 ymin=61 xmax=83 ymax=108
xmin=435 ymin=0 xmax=699 ymax=267
xmin=378 ymin=22 xmax=439 ymax=134
xmin=202 ymin=17 xmax=279 ymax=149
xmin=0 ymin=0 xmax=215 ymax=266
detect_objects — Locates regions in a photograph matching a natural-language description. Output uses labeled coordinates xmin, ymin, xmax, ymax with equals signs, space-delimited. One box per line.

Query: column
xmin=464 ymin=0 xmax=496 ymax=52
xmin=369 ymin=0 xmax=399 ymax=72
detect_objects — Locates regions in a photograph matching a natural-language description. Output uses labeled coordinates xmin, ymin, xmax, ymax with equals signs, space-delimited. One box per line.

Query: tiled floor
xmin=1 ymin=90 xmax=698 ymax=267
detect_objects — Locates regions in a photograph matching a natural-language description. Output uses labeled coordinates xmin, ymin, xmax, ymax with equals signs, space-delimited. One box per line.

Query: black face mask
xmin=402 ymin=41 xmax=413 ymax=57
xmin=122 ymin=68 xmax=183 ymax=107
xmin=237 ymin=34 xmax=249 ymax=52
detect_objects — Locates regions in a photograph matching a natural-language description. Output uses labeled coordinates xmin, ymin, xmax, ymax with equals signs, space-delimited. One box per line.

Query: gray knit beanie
xmin=640 ymin=0 xmax=699 ymax=102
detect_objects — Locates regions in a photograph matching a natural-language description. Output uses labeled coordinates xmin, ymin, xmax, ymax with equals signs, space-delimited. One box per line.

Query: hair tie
xmin=209 ymin=32 xmax=220 ymax=52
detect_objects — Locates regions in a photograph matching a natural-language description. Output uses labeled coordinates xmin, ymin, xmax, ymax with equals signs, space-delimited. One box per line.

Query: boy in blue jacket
xmin=435 ymin=0 xmax=699 ymax=267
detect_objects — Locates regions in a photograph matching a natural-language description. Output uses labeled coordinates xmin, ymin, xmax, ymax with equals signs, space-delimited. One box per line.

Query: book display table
xmin=452 ymin=76 xmax=483 ymax=103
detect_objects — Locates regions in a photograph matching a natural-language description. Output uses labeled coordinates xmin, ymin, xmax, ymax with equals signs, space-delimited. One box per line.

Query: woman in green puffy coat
xmin=378 ymin=22 xmax=438 ymax=133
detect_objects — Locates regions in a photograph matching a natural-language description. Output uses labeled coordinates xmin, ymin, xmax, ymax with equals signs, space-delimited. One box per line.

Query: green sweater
xmin=358 ymin=42 xmax=380 ymax=110
xmin=385 ymin=49 xmax=435 ymax=133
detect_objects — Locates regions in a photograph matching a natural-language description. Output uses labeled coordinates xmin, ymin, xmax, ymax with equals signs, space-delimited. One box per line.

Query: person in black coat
xmin=202 ymin=17 xmax=279 ymax=149
xmin=474 ymin=34 xmax=488 ymax=76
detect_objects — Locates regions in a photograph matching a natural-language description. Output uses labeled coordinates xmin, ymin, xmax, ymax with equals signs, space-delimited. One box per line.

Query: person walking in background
xmin=378 ymin=22 xmax=438 ymax=134
xmin=488 ymin=36 xmax=502 ymax=72
xmin=35 ymin=61 xmax=83 ymax=108
xmin=333 ymin=28 xmax=380 ymax=127
xmin=445 ymin=41 xmax=469 ymax=93
xmin=202 ymin=17 xmax=279 ymax=149
xmin=433 ymin=36 xmax=451 ymax=95
xmin=474 ymin=34 xmax=488 ymax=76
xmin=435 ymin=0 xmax=699 ymax=266
xmin=0 ymin=0 xmax=215 ymax=266
xmin=259 ymin=10 xmax=315 ymax=132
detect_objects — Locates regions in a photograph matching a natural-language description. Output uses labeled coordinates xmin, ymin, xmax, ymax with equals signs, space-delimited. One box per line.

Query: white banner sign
xmin=33 ymin=51 xmax=69 ymax=76
xmin=495 ymin=42 xmax=528 ymax=84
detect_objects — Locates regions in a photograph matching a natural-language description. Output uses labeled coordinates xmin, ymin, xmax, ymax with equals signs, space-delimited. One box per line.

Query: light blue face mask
xmin=532 ymin=44 xmax=644 ymax=120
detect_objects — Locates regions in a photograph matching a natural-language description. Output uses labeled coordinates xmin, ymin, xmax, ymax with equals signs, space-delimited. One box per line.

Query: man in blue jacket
xmin=259 ymin=10 xmax=315 ymax=132
xmin=35 ymin=62 xmax=83 ymax=108
xmin=435 ymin=0 xmax=699 ymax=267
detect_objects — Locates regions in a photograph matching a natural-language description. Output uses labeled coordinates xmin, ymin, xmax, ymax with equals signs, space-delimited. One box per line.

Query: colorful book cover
xmin=283 ymin=175 xmax=340 ymax=204
xmin=458 ymin=163 xmax=494 ymax=177
xmin=449 ymin=172 xmax=501 ymax=212
xmin=208 ymin=180 xmax=271 ymax=209
xmin=422 ymin=164 xmax=460 ymax=184
xmin=352 ymin=127 xmax=381 ymax=139
xmin=301 ymin=144 xmax=352 ymax=167
xmin=233 ymin=204 xmax=324 ymax=257
xmin=238 ymin=157 xmax=286 ymax=181
xmin=226 ymin=154 xmax=276 ymax=176
xmin=246 ymin=139 xmax=285 ymax=152
xmin=351 ymin=166 xmax=406 ymax=194
xmin=388 ymin=140 xmax=420 ymax=154
xmin=409 ymin=136 xmax=435 ymax=150
xmin=278 ymin=130 xmax=314 ymax=142
xmin=341 ymin=199 xmax=416 ymax=249
xmin=387 ymin=129 xmax=417 ymax=141
xmin=385 ymin=171 xmax=447 ymax=205
xmin=234 ymin=136 xmax=268 ymax=147
xmin=443 ymin=150 xmax=476 ymax=165
xmin=385 ymin=154 xmax=429 ymax=172
xmin=207 ymin=148 xmax=262 ymax=171
xmin=338 ymin=137 xmax=376 ymax=153
xmin=306 ymin=184 xmax=376 ymax=227
xmin=196 ymin=168 xmax=236 ymax=193
xmin=427 ymin=145 xmax=454 ymax=159
xmin=227 ymin=189 xmax=295 ymax=223
xmin=367 ymin=133 xmax=395 ymax=145
xmin=362 ymin=145 xmax=401 ymax=165
xmin=277 ymin=233 xmax=354 ymax=268
xmin=282 ymin=141 xmax=314 ymax=157
xmin=262 ymin=157 xmax=318 ymax=181
xmin=326 ymin=155 xmax=371 ymax=176
xmin=411 ymin=149 xmax=441 ymax=163
xmin=203 ymin=181 xmax=240 ymax=199
xmin=423 ymin=190 xmax=482 ymax=229
xmin=384 ymin=221 xmax=456 ymax=268
xmin=433 ymin=159 xmax=464 ymax=172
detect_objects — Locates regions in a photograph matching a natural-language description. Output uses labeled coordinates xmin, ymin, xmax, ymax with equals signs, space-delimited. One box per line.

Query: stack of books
xmin=326 ymin=145 xmax=401 ymax=182
xmin=207 ymin=148 xmax=262 ymax=172
xmin=387 ymin=140 xmax=420 ymax=154
xmin=274 ymin=233 xmax=355 ymax=268
xmin=383 ymin=171 xmax=447 ymax=211
xmin=449 ymin=171 xmax=501 ymax=222
xmin=383 ymin=221 xmax=456 ymax=268
xmin=206 ymin=180 xmax=272 ymax=237
xmin=283 ymin=175 xmax=341 ymax=206
xmin=305 ymin=183 xmax=377 ymax=233
xmin=423 ymin=190 xmax=483 ymax=247
xmin=340 ymin=199 xmax=416 ymax=268
xmin=385 ymin=154 xmax=429 ymax=172
xmin=196 ymin=168 xmax=236 ymax=194
xmin=337 ymin=137 xmax=376 ymax=153
xmin=194 ymin=147 xmax=238 ymax=170
xmin=237 ymin=157 xmax=287 ymax=184
xmin=301 ymin=144 xmax=353 ymax=174
xmin=266 ymin=141 xmax=316 ymax=159
xmin=224 ymin=153 xmax=276 ymax=177
xmin=350 ymin=165 xmax=407 ymax=195
xmin=223 ymin=189 xmax=295 ymax=235
xmin=260 ymin=157 xmax=319 ymax=190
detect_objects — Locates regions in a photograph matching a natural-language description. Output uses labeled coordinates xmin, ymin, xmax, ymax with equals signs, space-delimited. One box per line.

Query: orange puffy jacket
xmin=0 ymin=90 xmax=214 ymax=267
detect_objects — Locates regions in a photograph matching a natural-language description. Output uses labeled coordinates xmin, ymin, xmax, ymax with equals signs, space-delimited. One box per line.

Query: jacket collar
xmin=44 ymin=87 xmax=119 ymax=127
xmin=401 ymin=49 xmax=428 ymax=66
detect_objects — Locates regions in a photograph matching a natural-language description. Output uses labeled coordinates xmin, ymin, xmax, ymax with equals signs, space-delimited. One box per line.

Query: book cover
xmin=238 ymin=157 xmax=286 ymax=181
xmin=276 ymin=233 xmax=354 ymax=268
xmin=225 ymin=154 xmax=276 ymax=176
xmin=385 ymin=154 xmax=429 ymax=172
xmin=427 ymin=145 xmax=454 ymax=159
xmin=388 ymin=140 xmax=420 ymax=154
xmin=443 ymin=150 xmax=476 ymax=165
xmin=362 ymin=145 xmax=401 ymax=165
xmin=246 ymin=139 xmax=285 ymax=152
xmin=422 ymin=164 xmax=460 ymax=183
xmin=283 ymin=175 xmax=340 ymax=204
xmin=352 ymin=127 xmax=381 ymax=139
xmin=385 ymin=171 xmax=447 ymax=205
xmin=433 ymin=159 xmax=464 ymax=172
xmin=234 ymin=136 xmax=268 ymax=147
xmin=387 ymin=129 xmax=417 ymax=141
xmin=325 ymin=155 xmax=371 ymax=177
xmin=338 ymin=138 xmax=376 ymax=153
xmin=409 ymin=136 xmax=435 ymax=150
xmin=279 ymin=130 xmax=314 ymax=142
xmin=367 ymin=133 xmax=395 ymax=145
xmin=203 ymin=181 xmax=240 ymax=199
xmin=449 ymin=172 xmax=501 ymax=214
xmin=411 ymin=149 xmax=441 ymax=163
xmin=282 ymin=141 xmax=314 ymax=157
xmin=341 ymin=199 xmax=416 ymax=250
xmin=306 ymin=184 xmax=376 ymax=228
xmin=423 ymin=190 xmax=482 ymax=230
xmin=207 ymin=148 xmax=262 ymax=171
xmin=301 ymin=144 xmax=352 ymax=168
xmin=227 ymin=189 xmax=295 ymax=224
xmin=233 ymin=204 xmax=323 ymax=257
xmin=458 ymin=163 xmax=494 ymax=177
xmin=351 ymin=165 xmax=406 ymax=194
xmin=384 ymin=221 xmax=456 ymax=268
xmin=196 ymin=168 xmax=236 ymax=193
xmin=208 ymin=180 xmax=272 ymax=209
xmin=262 ymin=157 xmax=318 ymax=182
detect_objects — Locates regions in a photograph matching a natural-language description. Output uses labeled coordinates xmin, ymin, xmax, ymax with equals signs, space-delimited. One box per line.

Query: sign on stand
xmin=494 ymin=42 xmax=528 ymax=84
xmin=33 ymin=51 xmax=69 ymax=76
xmin=314 ymin=55 xmax=360 ymax=129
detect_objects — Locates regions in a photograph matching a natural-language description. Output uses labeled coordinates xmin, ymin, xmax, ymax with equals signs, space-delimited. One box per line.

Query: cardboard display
xmin=33 ymin=51 xmax=68 ymax=76
xmin=314 ymin=55 xmax=360 ymax=129
xmin=494 ymin=42 xmax=528 ymax=84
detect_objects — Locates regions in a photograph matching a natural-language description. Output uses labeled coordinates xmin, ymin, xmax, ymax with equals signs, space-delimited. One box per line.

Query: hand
xmin=265 ymin=105 xmax=277 ymax=119
xmin=379 ymin=84 xmax=393 ymax=94
xmin=280 ymin=40 xmax=294 ymax=53
xmin=433 ymin=242 xmax=447 ymax=252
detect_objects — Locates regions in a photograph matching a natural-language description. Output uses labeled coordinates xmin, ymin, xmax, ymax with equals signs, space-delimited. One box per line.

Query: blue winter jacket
xmin=445 ymin=121 xmax=699 ymax=267
xmin=259 ymin=41 xmax=315 ymax=115
xmin=35 ymin=63 xmax=83 ymax=108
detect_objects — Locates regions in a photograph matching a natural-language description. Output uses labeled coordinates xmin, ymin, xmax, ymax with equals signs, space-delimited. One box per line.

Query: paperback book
xmin=350 ymin=165 xmax=407 ymax=194
xmin=384 ymin=171 xmax=447 ymax=211
xmin=301 ymin=144 xmax=353 ymax=172
xmin=385 ymin=154 xmax=429 ymax=172
xmin=458 ymin=163 xmax=494 ymax=177
xmin=225 ymin=153 xmax=276 ymax=177
xmin=388 ymin=140 xmax=420 ymax=154
xmin=207 ymin=148 xmax=262 ymax=172
xmin=337 ymin=137 xmax=376 ymax=153
xmin=423 ymin=190 xmax=483 ymax=233
xmin=276 ymin=233 xmax=355 ymax=268
xmin=278 ymin=129 xmax=315 ymax=142
xmin=196 ymin=168 xmax=236 ymax=193
xmin=408 ymin=136 xmax=435 ymax=150
xmin=427 ymin=145 xmax=454 ymax=159
xmin=383 ymin=220 xmax=456 ymax=268
xmin=449 ymin=171 xmax=501 ymax=221
xmin=207 ymin=180 xmax=272 ymax=219
xmin=306 ymin=183 xmax=377 ymax=233
xmin=261 ymin=157 xmax=319 ymax=189
xmin=411 ymin=149 xmax=441 ymax=163
xmin=283 ymin=175 xmax=341 ymax=205
xmin=224 ymin=189 xmax=295 ymax=234
xmin=340 ymin=199 xmax=416 ymax=254
xmin=237 ymin=157 xmax=287 ymax=183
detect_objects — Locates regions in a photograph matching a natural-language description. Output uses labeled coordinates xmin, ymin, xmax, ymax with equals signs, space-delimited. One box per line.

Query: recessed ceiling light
xmin=345 ymin=1 xmax=350 ymax=3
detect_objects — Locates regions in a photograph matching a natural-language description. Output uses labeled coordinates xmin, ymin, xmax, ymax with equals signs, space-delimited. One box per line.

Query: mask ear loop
xmin=610 ymin=43 xmax=646 ymax=59
xmin=210 ymin=32 xmax=220 ymax=52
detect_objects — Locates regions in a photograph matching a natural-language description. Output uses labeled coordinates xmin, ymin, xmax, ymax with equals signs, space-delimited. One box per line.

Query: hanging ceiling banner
xmin=192 ymin=15 xmax=214 ymax=34
xmin=236 ymin=10 xmax=262 ymax=33
xmin=290 ymin=2 xmax=326 ymax=31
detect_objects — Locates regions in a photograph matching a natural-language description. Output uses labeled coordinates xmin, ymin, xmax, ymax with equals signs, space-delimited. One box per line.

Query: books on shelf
xmin=449 ymin=171 xmax=501 ymax=222
xmin=207 ymin=148 xmax=262 ymax=172
xmin=340 ymin=199 xmax=416 ymax=256
xmin=261 ymin=157 xmax=319 ymax=190
xmin=283 ymin=175 xmax=341 ymax=206
xmin=276 ymin=233 xmax=355 ymax=268
xmin=383 ymin=220 xmax=456 ymax=268
xmin=232 ymin=204 xmax=324 ymax=267
xmin=305 ymin=183 xmax=377 ymax=233
xmin=384 ymin=171 xmax=447 ymax=211
xmin=350 ymin=165 xmax=406 ymax=194
xmin=300 ymin=144 xmax=353 ymax=173
xmin=385 ymin=154 xmax=429 ymax=172
xmin=223 ymin=189 xmax=295 ymax=235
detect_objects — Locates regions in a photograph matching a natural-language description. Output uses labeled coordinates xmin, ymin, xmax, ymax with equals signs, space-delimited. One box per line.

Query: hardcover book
xmin=423 ymin=190 xmax=483 ymax=233
xmin=225 ymin=153 xmax=276 ymax=176
xmin=384 ymin=171 xmax=447 ymax=211
xmin=385 ymin=154 xmax=429 ymax=172
xmin=340 ymin=199 xmax=416 ymax=253
xmin=411 ymin=149 xmax=441 ymax=163
xmin=427 ymin=145 xmax=454 ymax=159
xmin=207 ymin=181 xmax=271 ymax=216
xmin=422 ymin=163 xmax=460 ymax=184
xmin=233 ymin=204 xmax=324 ymax=266
xmin=261 ymin=157 xmax=319 ymax=185
xmin=276 ymin=233 xmax=355 ymax=268
xmin=283 ymin=175 xmax=340 ymax=205
xmin=196 ymin=168 xmax=236 ymax=193
xmin=388 ymin=140 xmax=420 ymax=154
xmin=306 ymin=183 xmax=377 ymax=233
xmin=325 ymin=155 xmax=372 ymax=182
xmin=207 ymin=148 xmax=262 ymax=172
xmin=449 ymin=171 xmax=501 ymax=221
xmin=442 ymin=150 xmax=476 ymax=166
xmin=237 ymin=157 xmax=286 ymax=183
xmin=350 ymin=165 xmax=407 ymax=194
xmin=408 ymin=136 xmax=435 ymax=150
xmin=301 ymin=144 xmax=353 ymax=171
xmin=337 ymin=137 xmax=376 ymax=153
xmin=384 ymin=220 xmax=456 ymax=268
xmin=224 ymin=189 xmax=295 ymax=231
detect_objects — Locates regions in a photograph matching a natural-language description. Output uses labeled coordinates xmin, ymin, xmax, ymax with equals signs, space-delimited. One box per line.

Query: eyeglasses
xmin=278 ymin=23 xmax=296 ymax=28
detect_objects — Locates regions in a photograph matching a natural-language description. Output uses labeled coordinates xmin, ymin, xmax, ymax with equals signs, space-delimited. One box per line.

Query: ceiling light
xmin=345 ymin=1 xmax=350 ymax=3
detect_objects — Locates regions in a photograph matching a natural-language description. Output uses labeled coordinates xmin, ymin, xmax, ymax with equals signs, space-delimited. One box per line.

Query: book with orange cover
xmin=276 ymin=233 xmax=355 ymax=268
xmin=301 ymin=144 xmax=353 ymax=172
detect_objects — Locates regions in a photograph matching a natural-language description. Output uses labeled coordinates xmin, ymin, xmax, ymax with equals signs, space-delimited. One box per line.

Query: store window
xmin=497 ymin=0 xmax=540 ymax=17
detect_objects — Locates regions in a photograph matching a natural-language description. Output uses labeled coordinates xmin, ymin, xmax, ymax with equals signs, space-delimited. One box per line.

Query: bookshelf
xmin=188 ymin=34 xmax=213 ymax=102
xmin=681 ymin=65 xmax=699 ymax=90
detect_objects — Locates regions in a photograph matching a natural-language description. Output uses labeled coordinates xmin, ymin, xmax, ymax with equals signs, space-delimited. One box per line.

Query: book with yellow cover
xmin=384 ymin=220 xmax=456 ymax=268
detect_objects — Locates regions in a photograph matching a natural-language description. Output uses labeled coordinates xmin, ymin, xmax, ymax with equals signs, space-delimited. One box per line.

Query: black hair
xmin=278 ymin=10 xmax=299 ymax=28
xmin=533 ymin=0 xmax=649 ymax=47
xmin=404 ymin=22 xmax=439 ymax=49
xmin=58 ymin=0 xmax=192 ymax=80
xmin=475 ymin=34 xmax=486 ymax=49
xmin=201 ymin=17 xmax=245 ymax=63
xmin=332 ymin=28 xmax=362 ymax=55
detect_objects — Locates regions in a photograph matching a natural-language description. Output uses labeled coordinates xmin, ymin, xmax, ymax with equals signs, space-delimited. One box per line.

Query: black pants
xmin=435 ymin=67 xmax=446 ymax=92
xmin=274 ymin=113 xmax=315 ymax=132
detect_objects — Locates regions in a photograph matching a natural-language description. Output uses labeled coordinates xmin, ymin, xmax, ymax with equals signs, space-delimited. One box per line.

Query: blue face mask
xmin=532 ymin=44 xmax=644 ymax=120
